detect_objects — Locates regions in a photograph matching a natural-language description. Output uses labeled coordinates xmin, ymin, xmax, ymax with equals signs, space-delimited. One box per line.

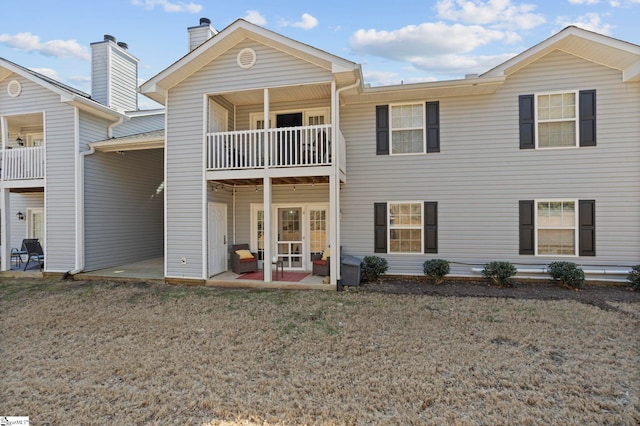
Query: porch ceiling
xmin=209 ymin=176 xmax=329 ymax=187
xmin=216 ymin=83 xmax=331 ymax=106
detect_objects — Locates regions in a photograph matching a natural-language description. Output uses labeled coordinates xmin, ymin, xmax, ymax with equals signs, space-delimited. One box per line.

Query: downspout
xmin=332 ymin=78 xmax=360 ymax=286
xmin=64 ymin=117 xmax=123 ymax=278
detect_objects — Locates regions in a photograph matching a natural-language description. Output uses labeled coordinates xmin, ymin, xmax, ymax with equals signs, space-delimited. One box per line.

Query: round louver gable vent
xmin=7 ymin=80 xmax=22 ymax=98
xmin=237 ymin=48 xmax=257 ymax=69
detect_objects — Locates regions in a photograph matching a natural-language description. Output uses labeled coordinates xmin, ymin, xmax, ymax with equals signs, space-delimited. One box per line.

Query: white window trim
xmin=534 ymin=90 xmax=580 ymax=150
xmin=26 ymin=207 xmax=45 ymax=246
xmin=389 ymin=102 xmax=426 ymax=156
xmin=534 ymin=199 xmax=579 ymax=257
xmin=250 ymin=107 xmax=330 ymax=130
xmin=387 ymin=201 xmax=424 ymax=255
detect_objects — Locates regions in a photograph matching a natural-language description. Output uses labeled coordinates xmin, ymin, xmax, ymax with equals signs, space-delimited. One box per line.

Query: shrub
xmin=548 ymin=261 xmax=585 ymax=289
xmin=482 ymin=261 xmax=517 ymax=287
xmin=627 ymin=265 xmax=640 ymax=290
xmin=361 ymin=256 xmax=388 ymax=282
xmin=423 ymin=259 xmax=450 ymax=285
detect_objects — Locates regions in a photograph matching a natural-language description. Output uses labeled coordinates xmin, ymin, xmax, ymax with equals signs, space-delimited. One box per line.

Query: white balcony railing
xmin=1 ymin=146 xmax=45 ymax=180
xmin=207 ymin=124 xmax=334 ymax=170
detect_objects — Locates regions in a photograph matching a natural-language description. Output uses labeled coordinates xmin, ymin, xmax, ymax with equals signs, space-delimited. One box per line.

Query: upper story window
xmin=536 ymin=92 xmax=576 ymax=148
xmin=519 ymin=90 xmax=596 ymax=150
xmin=390 ymin=104 xmax=425 ymax=154
xmin=376 ymin=102 xmax=440 ymax=155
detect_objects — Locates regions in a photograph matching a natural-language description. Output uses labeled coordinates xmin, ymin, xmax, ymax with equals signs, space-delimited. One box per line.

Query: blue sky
xmin=1 ymin=0 xmax=638 ymax=109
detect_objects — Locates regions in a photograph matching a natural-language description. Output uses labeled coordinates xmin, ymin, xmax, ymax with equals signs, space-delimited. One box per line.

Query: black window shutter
xmin=424 ymin=202 xmax=438 ymax=253
xmin=374 ymin=202 xmax=387 ymax=253
xmin=579 ymin=200 xmax=596 ymax=256
xmin=426 ymin=102 xmax=440 ymax=153
xmin=579 ymin=90 xmax=596 ymax=147
xmin=376 ymin=105 xmax=389 ymax=155
xmin=519 ymin=200 xmax=535 ymax=255
xmin=519 ymin=95 xmax=535 ymax=149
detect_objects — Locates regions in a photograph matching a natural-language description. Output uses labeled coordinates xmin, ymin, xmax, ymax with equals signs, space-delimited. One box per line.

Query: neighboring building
xmin=0 ymin=35 xmax=164 ymax=274
xmin=2 ymin=19 xmax=638 ymax=285
xmin=140 ymin=19 xmax=639 ymax=285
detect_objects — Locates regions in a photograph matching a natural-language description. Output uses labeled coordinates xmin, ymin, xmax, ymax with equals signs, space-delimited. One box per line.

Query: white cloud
xmin=363 ymin=69 xmax=439 ymax=86
xmin=568 ymin=0 xmax=600 ymax=4
xmin=556 ymin=12 xmax=613 ymax=34
xmin=281 ymin=13 xmax=319 ymax=30
xmin=131 ymin=0 xmax=202 ymax=13
xmin=350 ymin=22 xmax=511 ymax=60
xmin=0 ymin=32 xmax=90 ymax=61
xmin=436 ymin=0 xmax=546 ymax=30
xmin=292 ymin=13 xmax=318 ymax=30
xmin=243 ymin=10 xmax=267 ymax=26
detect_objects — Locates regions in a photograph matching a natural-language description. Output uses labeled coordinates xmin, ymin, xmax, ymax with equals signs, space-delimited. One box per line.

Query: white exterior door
xmin=208 ymin=202 xmax=227 ymax=277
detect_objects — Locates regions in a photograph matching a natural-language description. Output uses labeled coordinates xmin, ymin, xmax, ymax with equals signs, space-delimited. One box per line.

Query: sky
xmin=1 ymin=0 xmax=638 ymax=109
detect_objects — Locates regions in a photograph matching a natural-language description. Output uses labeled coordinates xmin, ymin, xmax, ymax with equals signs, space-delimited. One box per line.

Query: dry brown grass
xmin=1 ymin=278 xmax=638 ymax=425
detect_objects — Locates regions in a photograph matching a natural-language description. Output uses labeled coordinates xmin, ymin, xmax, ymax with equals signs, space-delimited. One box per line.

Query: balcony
xmin=207 ymin=124 xmax=338 ymax=171
xmin=1 ymin=146 xmax=45 ymax=180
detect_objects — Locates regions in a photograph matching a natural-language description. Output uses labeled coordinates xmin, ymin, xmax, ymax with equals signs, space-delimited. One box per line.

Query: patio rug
xmin=237 ymin=271 xmax=310 ymax=282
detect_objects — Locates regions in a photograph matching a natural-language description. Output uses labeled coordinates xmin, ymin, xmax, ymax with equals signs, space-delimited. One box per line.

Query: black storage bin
xmin=339 ymin=255 xmax=362 ymax=290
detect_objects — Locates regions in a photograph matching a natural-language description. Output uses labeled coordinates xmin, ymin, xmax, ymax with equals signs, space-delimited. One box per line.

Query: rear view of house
xmin=141 ymin=20 xmax=639 ymax=286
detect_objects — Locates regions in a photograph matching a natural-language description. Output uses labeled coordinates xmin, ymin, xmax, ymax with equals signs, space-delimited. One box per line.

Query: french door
xmin=251 ymin=203 xmax=329 ymax=271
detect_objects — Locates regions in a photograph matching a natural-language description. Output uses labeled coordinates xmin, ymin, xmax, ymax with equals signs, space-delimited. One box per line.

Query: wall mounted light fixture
xmin=16 ymin=136 xmax=24 ymax=146
xmin=16 ymin=211 xmax=25 ymax=221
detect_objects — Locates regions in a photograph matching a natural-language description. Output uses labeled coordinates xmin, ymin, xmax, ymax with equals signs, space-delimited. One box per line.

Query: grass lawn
xmin=1 ymin=278 xmax=638 ymax=425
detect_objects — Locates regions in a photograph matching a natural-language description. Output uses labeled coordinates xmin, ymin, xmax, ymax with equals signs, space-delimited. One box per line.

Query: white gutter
xmin=65 ymin=117 xmax=123 ymax=277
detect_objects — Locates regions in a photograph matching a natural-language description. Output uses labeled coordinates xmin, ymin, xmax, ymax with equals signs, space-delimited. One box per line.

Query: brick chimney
xmin=90 ymin=34 xmax=139 ymax=112
xmin=188 ymin=17 xmax=217 ymax=51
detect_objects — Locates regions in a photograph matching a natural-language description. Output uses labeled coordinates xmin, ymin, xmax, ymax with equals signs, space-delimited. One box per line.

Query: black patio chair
xmin=22 ymin=239 xmax=44 ymax=271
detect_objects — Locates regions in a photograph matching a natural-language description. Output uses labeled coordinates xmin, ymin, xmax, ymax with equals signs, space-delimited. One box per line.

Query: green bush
xmin=423 ymin=259 xmax=450 ymax=285
xmin=627 ymin=265 xmax=640 ymax=290
xmin=361 ymin=256 xmax=388 ymax=282
xmin=548 ymin=261 xmax=585 ymax=289
xmin=482 ymin=261 xmax=517 ymax=287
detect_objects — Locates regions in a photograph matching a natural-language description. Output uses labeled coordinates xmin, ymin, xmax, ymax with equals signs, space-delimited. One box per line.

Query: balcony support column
xmin=1 ymin=188 xmax=11 ymax=271
xmin=263 ymin=176 xmax=272 ymax=283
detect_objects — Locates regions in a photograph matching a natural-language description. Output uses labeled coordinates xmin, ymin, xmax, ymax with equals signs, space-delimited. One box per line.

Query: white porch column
xmin=263 ymin=176 xmax=272 ymax=282
xmin=1 ymin=188 xmax=11 ymax=271
xmin=329 ymin=81 xmax=340 ymax=286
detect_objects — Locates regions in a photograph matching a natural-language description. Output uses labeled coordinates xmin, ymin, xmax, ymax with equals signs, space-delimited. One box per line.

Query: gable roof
xmin=140 ymin=19 xmax=360 ymax=105
xmin=0 ymin=57 xmax=127 ymax=121
xmin=482 ymin=26 xmax=640 ymax=82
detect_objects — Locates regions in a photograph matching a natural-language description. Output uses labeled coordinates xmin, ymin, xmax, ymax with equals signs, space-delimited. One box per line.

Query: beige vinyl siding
xmin=340 ymin=50 xmax=640 ymax=276
xmin=166 ymin=38 xmax=335 ymax=278
xmin=85 ymin=148 xmax=164 ymax=270
xmin=112 ymin=113 xmax=165 ymax=137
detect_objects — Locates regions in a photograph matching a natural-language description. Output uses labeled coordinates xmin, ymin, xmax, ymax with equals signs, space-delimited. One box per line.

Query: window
xmin=519 ymin=199 xmax=595 ymax=257
xmin=536 ymin=92 xmax=576 ymax=148
xmin=388 ymin=202 xmax=423 ymax=253
xmin=374 ymin=202 xmax=437 ymax=254
xmin=376 ymin=102 xmax=439 ymax=155
xmin=390 ymin=104 xmax=425 ymax=154
xmin=519 ymin=90 xmax=596 ymax=149
xmin=536 ymin=201 xmax=576 ymax=255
